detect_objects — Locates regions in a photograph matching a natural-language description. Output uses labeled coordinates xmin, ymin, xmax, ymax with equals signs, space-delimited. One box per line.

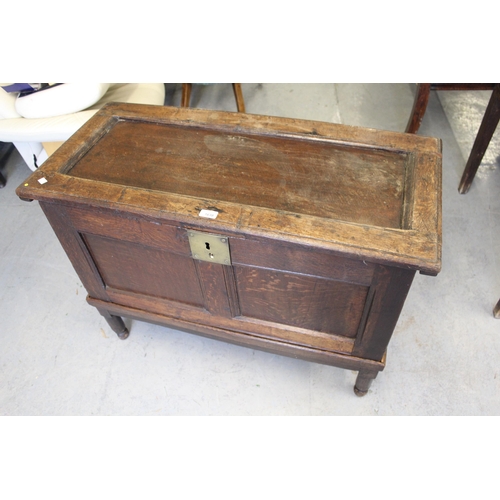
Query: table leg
xmin=405 ymin=83 xmax=431 ymax=134
xmin=459 ymin=83 xmax=500 ymax=194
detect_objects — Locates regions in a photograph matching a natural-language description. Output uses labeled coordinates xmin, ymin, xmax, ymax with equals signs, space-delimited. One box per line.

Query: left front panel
xmin=40 ymin=202 xmax=208 ymax=316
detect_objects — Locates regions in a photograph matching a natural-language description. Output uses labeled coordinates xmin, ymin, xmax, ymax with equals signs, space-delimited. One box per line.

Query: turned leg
xmin=494 ymin=299 xmax=500 ymax=319
xmin=354 ymin=369 xmax=379 ymax=397
xmin=98 ymin=308 xmax=129 ymax=339
xmin=232 ymin=83 xmax=246 ymax=113
xmin=459 ymin=83 xmax=500 ymax=194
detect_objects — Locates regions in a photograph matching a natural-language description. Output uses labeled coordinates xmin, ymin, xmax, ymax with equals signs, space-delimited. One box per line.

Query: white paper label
xmin=199 ymin=209 xmax=219 ymax=219
xmin=38 ymin=177 xmax=48 ymax=184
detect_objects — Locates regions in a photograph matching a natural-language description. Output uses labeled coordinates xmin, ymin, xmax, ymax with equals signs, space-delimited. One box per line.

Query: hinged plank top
xmin=17 ymin=102 xmax=442 ymax=275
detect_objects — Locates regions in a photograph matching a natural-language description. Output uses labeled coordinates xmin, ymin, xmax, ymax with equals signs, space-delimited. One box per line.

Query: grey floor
xmin=1 ymin=83 xmax=499 ymax=415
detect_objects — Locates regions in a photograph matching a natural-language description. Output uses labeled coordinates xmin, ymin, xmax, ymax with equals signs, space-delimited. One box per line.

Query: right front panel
xmin=234 ymin=266 xmax=368 ymax=337
xmin=228 ymin=237 xmax=377 ymax=355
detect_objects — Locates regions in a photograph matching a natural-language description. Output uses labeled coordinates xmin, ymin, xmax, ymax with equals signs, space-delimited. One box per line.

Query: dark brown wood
xmin=352 ymin=265 xmax=415 ymax=361
xmin=431 ymin=84 xmax=495 ymax=91
xmin=354 ymin=369 xmax=379 ymax=396
xmin=87 ymin=296 xmax=386 ymax=374
xmin=16 ymin=103 xmax=442 ymax=395
xmin=97 ymin=307 xmax=129 ymax=339
xmin=406 ymin=84 xmax=431 ymax=133
xmin=406 ymin=84 xmax=496 ymax=134
xmin=458 ymin=83 xmax=500 ymax=194
xmin=69 ymin=120 xmax=413 ymax=228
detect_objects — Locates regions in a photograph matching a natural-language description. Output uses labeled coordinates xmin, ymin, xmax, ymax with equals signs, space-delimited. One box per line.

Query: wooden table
xmin=17 ymin=103 xmax=442 ymax=396
xmin=406 ymin=83 xmax=499 ymax=194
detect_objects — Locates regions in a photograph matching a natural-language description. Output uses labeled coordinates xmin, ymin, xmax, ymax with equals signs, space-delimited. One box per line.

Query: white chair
xmin=0 ymin=83 xmax=165 ymax=173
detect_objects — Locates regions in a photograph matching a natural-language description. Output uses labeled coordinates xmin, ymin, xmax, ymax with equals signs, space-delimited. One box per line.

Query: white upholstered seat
xmin=0 ymin=83 xmax=165 ymax=171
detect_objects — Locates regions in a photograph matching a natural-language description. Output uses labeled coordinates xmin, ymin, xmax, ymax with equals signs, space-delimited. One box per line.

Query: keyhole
xmin=206 ymin=242 xmax=214 ymax=259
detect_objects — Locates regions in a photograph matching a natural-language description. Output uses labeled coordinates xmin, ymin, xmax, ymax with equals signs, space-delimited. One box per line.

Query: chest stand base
xmin=93 ymin=299 xmax=386 ymax=396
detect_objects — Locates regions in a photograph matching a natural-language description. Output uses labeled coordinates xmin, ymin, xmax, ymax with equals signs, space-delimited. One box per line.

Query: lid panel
xmin=68 ymin=120 xmax=410 ymax=229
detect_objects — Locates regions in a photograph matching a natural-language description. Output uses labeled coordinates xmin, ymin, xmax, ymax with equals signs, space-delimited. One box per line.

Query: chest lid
xmin=17 ymin=102 xmax=442 ymax=275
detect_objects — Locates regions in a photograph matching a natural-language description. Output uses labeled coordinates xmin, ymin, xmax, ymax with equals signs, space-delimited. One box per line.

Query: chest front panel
xmin=43 ymin=202 xmax=413 ymax=362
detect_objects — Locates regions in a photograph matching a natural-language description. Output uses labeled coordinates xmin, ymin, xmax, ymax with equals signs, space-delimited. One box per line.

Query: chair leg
xmin=181 ymin=83 xmax=192 ymax=107
xmin=181 ymin=83 xmax=245 ymax=112
xmin=458 ymin=83 xmax=500 ymax=194
xmin=232 ymin=83 xmax=246 ymax=113
xmin=405 ymin=83 xmax=431 ymax=134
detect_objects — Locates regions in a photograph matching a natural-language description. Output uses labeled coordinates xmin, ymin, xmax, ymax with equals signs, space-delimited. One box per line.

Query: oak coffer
xmin=16 ymin=103 xmax=442 ymax=396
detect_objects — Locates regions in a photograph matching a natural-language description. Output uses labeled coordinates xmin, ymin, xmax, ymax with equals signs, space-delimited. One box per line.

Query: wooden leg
xmin=405 ymin=83 xmax=431 ymax=134
xmin=458 ymin=83 xmax=500 ymax=194
xmin=494 ymin=299 xmax=500 ymax=319
xmin=354 ymin=369 xmax=379 ymax=397
xmin=98 ymin=308 xmax=129 ymax=339
xmin=181 ymin=83 xmax=192 ymax=107
xmin=232 ymin=83 xmax=246 ymax=113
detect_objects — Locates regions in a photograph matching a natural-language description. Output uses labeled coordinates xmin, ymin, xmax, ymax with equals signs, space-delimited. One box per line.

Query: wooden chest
xmin=17 ymin=103 xmax=442 ymax=396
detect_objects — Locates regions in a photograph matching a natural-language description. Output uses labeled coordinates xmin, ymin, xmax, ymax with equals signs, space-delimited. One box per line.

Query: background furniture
xmin=0 ymin=83 xmax=165 ymax=177
xmin=181 ymin=83 xmax=245 ymax=112
xmin=406 ymin=83 xmax=499 ymax=193
xmin=406 ymin=84 xmax=496 ymax=133
xmin=458 ymin=84 xmax=500 ymax=194
xmin=407 ymin=83 xmax=500 ymax=319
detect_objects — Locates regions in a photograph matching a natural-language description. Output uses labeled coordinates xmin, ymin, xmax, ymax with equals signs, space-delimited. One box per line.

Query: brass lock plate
xmin=187 ymin=230 xmax=231 ymax=265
